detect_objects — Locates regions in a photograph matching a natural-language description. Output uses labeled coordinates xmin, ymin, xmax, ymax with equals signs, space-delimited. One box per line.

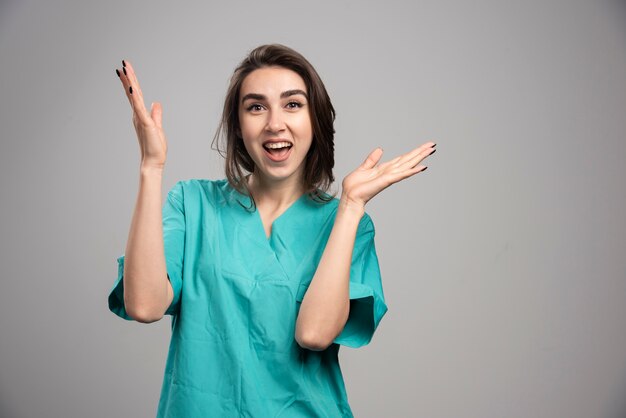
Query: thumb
xmin=360 ymin=147 xmax=383 ymax=169
xmin=150 ymin=102 xmax=163 ymax=128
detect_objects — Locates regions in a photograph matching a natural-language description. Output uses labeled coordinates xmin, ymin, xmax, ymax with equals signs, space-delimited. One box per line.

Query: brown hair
xmin=211 ymin=44 xmax=336 ymax=210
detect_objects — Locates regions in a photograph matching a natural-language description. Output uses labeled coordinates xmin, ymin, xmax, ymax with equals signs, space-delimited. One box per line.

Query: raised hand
xmin=341 ymin=142 xmax=436 ymax=209
xmin=116 ymin=60 xmax=168 ymax=170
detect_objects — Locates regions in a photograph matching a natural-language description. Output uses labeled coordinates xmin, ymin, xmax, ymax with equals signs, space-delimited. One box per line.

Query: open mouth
xmin=263 ymin=141 xmax=293 ymax=161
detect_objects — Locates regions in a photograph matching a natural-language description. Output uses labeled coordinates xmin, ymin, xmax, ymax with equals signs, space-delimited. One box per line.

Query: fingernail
xmin=433 ymin=143 xmax=437 ymax=147
xmin=430 ymin=149 xmax=437 ymax=155
xmin=129 ymin=86 xmax=133 ymax=94
xmin=122 ymin=60 xmax=126 ymax=67
xmin=123 ymin=67 xmax=127 ymax=76
xmin=423 ymin=166 xmax=428 ymax=171
xmin=115 ymin=69 xmax=120 ymax=77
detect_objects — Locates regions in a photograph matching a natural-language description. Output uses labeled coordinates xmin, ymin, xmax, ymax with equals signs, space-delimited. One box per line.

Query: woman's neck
xmin=246 ymin=172 xmax=305 ymax=211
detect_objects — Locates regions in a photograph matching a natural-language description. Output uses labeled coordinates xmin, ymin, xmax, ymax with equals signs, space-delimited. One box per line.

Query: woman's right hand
xmin=116 ymin=60 xmax=167 ymax=170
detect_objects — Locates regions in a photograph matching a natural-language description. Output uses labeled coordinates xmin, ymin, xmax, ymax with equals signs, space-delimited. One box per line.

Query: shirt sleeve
xmin=332 ymin=213 xmax=388 ymax=348
xmin=108 ymin=181 xmax=186 ymax=320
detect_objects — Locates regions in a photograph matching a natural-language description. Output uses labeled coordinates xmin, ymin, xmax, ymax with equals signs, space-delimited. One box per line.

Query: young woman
xmin=109 ymin=44 xmax=436 ymax=417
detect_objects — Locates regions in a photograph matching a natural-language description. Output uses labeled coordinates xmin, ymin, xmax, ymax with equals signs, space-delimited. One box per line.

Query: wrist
xmin=140 ymin=164 xmax=164 ymax=178
xmin=338 ymin=196 xmax=365 ymax=219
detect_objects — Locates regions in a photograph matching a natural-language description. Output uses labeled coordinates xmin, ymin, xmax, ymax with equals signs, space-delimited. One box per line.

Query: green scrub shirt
xmin=108 ymin=179 xmax=388 ymax=417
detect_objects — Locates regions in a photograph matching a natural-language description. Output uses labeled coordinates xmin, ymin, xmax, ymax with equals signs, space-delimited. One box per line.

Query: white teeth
xmin=264 ymin=142 xmax=292 ymax=149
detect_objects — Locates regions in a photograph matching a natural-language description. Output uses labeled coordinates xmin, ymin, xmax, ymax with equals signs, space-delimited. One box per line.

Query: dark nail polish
xmin=430 ymin=149 xmax=437 ymax=155
xmin=423 ymin=166 xmax=428 ymax=171
xmin=123 ymin=67 xmax=127 ymax=76
xmin=129 ymin=86 xmax=133 ymax=94
xmin=122 ymin=60 xmax=126 ymax=67
xmin=115 ymin=69 xmax=120 ymax=77
xmin=433 ymin=143 xmax=437 ymax=147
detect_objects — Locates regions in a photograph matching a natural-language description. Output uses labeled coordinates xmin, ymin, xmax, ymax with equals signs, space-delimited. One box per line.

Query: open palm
xmin=341 ymin=142 xmax=437 ymax=208
xmin=116 ymin=60 xmax=168 ymax=170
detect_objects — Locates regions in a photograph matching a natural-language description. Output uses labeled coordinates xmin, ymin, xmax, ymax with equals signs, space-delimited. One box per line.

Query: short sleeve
xmin=108 ymin=181 xmax=186 ymax=320
xmin=332 ymin=213 xmax=388 ymax=348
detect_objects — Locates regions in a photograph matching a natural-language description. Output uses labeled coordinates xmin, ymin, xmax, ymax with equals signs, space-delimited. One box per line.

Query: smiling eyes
xmin=245 ymin=101 xmax=304 ymax=113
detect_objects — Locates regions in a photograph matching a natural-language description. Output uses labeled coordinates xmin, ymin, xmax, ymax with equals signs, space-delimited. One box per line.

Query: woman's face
xmin=238 ymin=66 xmax=313 ymax=186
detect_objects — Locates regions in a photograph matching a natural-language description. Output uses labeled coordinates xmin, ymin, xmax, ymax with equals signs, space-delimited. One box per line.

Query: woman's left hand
xmin=341 ymin=141 xmax=437 ymax=209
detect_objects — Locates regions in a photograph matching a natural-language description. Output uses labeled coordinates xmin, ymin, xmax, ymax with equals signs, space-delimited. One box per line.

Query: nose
xmin=265 ymin=109 xmax=286 ymax=133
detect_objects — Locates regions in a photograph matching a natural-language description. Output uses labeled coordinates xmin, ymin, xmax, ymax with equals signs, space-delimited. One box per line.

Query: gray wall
xmin=1 ymin=0 xmax=625 ymax=417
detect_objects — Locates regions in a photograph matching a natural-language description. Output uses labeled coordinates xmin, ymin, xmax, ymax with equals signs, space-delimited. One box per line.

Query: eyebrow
xmin=241 ymin=89 xmax=308 ymax=103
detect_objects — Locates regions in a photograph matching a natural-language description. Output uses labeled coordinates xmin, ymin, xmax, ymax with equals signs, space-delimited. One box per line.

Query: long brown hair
xmin=211 ymin=44 xmax=336 ymax=210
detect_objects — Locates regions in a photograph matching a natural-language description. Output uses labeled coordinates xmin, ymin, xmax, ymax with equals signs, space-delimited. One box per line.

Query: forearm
xmin=295 ymin=198 xmax=365 ymax=350
xmin=123 ymin=166 xmax=173 ymax=322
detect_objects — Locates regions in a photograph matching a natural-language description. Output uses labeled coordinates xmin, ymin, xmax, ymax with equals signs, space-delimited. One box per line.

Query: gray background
xmin=1 ymin=0 xmax=625 ymax=417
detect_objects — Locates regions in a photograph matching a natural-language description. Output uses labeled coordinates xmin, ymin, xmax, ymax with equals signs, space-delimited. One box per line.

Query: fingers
xmin=396 ymin=141 xmax=436 ymax=167
xmin=115 ymin=59 xmax=152 ymax=125
xmin=116 ymin=63 xmax=132 ymax=106
xmin=116 ymin=60 xmax=134 ymax=96
xmin=360 ymin=147 xmax=384 ymax=170
xmin=123 ymin=60 xmax=146 ymax=101
xmin=384 ymin=163 xmax=428 ymax=185
xmin=380 ymin=141 xmax=435 ymax=184
xmin=376 ymin=141 xmax=435 ymax=172
xmin=401 ymin=142 xmax=436 ymax=171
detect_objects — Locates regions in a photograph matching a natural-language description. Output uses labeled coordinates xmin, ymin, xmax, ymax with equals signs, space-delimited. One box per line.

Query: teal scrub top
xmin=108 ymin=179 xmax=388 ymax=418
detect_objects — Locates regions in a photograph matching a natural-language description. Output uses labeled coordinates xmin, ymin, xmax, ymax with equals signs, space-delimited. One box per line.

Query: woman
xmin=109 ymin=44 xmax=436 ymax=417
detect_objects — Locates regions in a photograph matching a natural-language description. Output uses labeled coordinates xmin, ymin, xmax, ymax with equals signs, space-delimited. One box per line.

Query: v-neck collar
xmin=225 ymin=183 xmax=308 ymax=246
xmin=255 ymin=193 xmax=308 ymax=241
xmin=219 ymin=179 xmax=339 ymax=283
